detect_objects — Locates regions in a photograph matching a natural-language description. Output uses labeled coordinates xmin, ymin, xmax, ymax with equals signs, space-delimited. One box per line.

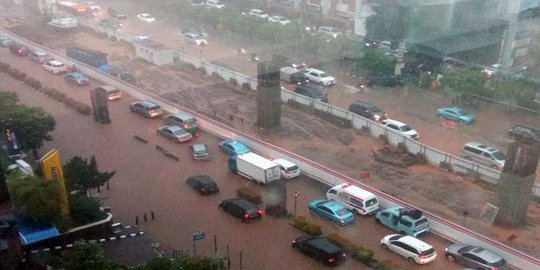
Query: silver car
xmin=445 ymin=244 xmax=508 ymax=270
xmin=156 ymin=125 xmax=192 ymax=143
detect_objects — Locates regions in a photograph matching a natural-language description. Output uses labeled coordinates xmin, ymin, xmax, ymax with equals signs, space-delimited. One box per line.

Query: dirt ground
xmin=1 ymin=2 xmax=540 ymax=260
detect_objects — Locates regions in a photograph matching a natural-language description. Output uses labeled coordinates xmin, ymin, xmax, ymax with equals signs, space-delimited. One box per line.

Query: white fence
xmin=3 ymin=29 xmax=539 ymax=270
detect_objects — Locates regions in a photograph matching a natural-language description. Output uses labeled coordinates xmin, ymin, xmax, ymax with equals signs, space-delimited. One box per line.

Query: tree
xmin=489 ymin=78 xmax=538 ymax=108
xmin=63 ymin=155 xmax=115 ymax=192
xmin=70 ymin=194 xmax=106 ymax=225
xmin=60 ymin=240 xmax=124 ymax=270
xmin=440 ymin=69 xmax=487 ymax=97
xmin=7 ymin=173 xmax=61 ymax=222
xmin=358 ymin=49 xmax=395 ymax=74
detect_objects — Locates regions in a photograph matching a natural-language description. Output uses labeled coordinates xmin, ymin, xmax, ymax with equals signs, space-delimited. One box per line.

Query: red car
xmin=9 ymin=43 xmax=29 ymax=56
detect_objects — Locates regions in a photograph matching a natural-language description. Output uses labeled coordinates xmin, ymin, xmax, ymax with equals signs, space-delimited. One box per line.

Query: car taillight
xmin=490 ymin=267 xmax=499 ymax=270
xmin=184 ymin=124 xmax=189 ymax=129
xmin=258 ymin=209 xmax=264 ymax=215
xmin=418 ymin=254 xmax=428 ymax=259
xmin=328 ymin=258 xmax=335 ymax=263
xmin=340 ymin=218 xmax=345 ymax=223
xmin=244 ymin=214 xmax=250 ymax=219
xmin=342 ymin=253 xmax=346 ymax=257
xmin=189 ymin=134 xmax=193 ymax=139
xmin=374 ymin=115 xmax=380 ymax=121
xmin=201 ymin=188 xmax=206 ymax=193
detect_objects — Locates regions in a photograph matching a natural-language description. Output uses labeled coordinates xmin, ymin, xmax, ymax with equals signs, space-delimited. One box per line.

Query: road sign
xmin=292 ymin=189 xmax=300 ymax=197
xmin=193 ymin=231 xmax=205 ymax=241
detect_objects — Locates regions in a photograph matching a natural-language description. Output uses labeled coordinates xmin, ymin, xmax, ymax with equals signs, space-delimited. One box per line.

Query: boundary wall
xmin=2 ymin=29 xmax=539 ymax=269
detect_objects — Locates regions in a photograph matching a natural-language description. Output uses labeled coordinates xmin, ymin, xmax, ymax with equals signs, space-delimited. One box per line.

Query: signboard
xmin=193 ymin=231 xmax=205 ymax=241
xmin=39 ymin=149 xmax=70 ymax=214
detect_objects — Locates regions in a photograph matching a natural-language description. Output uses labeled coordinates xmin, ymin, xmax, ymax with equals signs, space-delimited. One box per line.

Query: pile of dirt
xmin=371 ymin=146 xmax=426 ymax=167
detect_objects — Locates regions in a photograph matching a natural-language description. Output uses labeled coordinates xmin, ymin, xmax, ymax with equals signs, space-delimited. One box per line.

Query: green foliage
xmin=375 ymin=260 xmax=402 ymax=270
xmin=291 ymin=216 xmax=322 ymax=236
xmin=358 ymin=49 xmax=395 ymax=73
xmin=60 ymin=240 xmax=122 ymax=270
xmin=488 ymin=78 xmax=538 ymax=108
xmin=70 ymin=194 xmax=106 ymax=225
xmin=326 ymin=233 xmax=374 ymax=264
xmin=63 ymin=155 xmax=115 ymax=192
xmin=440 ymin=69 xmax=487 ymax=96
xmin=351 ymin=246 xmax=374 ymax=264
xmin=7 ymin=173 xmax=61 ymax=222
xmin=236 ymin=187 xmax=262 ymax=204
xmin=132 ymin=256 xmax=225 ymax=270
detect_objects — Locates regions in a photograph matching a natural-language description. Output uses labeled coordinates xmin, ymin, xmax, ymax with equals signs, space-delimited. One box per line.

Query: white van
xmin=326 ymin=183 xmax=379 ymax=215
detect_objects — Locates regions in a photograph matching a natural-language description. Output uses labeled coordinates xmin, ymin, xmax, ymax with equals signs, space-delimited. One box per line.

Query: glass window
xmin=349 ymin=197 xmax=363 ymax=207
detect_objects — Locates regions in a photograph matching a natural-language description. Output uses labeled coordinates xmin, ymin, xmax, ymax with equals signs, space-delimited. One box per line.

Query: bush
xmin=375 ymin=260 xmax=401 ymax=270
xmin=24 ymin=77 xmax=42 ymax=90
xmin=73 ymin=103 xmax=92 ymax=115
xmin=70 ymin=194 xmax=107 ymax=226
xmin=326 ymin=233 xmax=355 ymax=251
xmin=236 ymin=187 xmax=262 ymax=205
xmin=351 ymin=246 xmax=374 ymax=264
xmin=292 ymin=216 xmax=322 ymax=236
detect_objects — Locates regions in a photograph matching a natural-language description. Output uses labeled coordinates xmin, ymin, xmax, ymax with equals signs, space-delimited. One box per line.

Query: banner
xmin=40 ymin=149 xmax=70 ymax=215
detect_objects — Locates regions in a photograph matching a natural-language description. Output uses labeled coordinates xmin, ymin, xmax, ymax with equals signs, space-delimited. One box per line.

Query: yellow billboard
xmin=40 ymin=149 xmax=69 ymax=215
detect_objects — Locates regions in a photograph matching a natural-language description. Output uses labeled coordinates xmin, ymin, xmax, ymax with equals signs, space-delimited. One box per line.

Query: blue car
xmin=218 ymin=140 xmax=251 ymax=156
xmin=436 ymin=106 xmax=475 ymax=124
xmin=64 ymin=72 xmax=90 ymax=86
xmin=308 ymin=199 xmax=355 ymax=226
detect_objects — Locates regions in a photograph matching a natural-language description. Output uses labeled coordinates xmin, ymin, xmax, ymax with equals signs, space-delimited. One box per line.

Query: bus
xmin=56 ymin=1 xmax=86 ymax=16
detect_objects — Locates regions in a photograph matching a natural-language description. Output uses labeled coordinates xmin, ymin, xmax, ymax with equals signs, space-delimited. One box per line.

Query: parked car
xmin=294 ymin=85 xmax=328 ymax=102
xmin=272 ymin=158 xmax=300 ymax=179
xmin=156 ymin=125 xmax=192 ymax=143
xmin=99 ymin=18 xmax=121 ymax=31
xmin=292 ymin=236 xmax=347 ymax=266
xmin=445 ymin=243 xmax=508 ymax=270
xmin=186 ymin=175 xmax=219 ymax=195
xmin=508 ymin=124 xmax=540 ymax=143
xmin=437 ymin=106 xmax=475 ymax=124
xmin=375 ymin=206 xmax=430 ymax=237
xmin=107 ymin=7 xmax=127 ymax=19
xmin=318 ymin=26 xmax=342 ymax=38
xmin=137 ymin=13 xmax=156 ymax=23
xmin=182 ymin=27 xmax=207 ymax=37
xmin=218 ymin=140 xmax=250 ymax=156
xmin=29 ymin=51 xmax=53 ymax=63
xmin=382 ymin=119 xmax=419 ymax=140
xmin=248 ymin=9 xmax=269 ymax=19
xmin=461 ymin=142 xmax=506 ymax=170
xmin=83 ymin=1 xmax=101 ymax=16
xmin=304 ymin=68 xmax=336 ymax=86
xmin=381 ymin=234 xmax=437 ymax=264
xmin=268 ymin=15 xmax=291 ymax=25
xmin=349 ymin=100 xmax=387 ymax=122
xmin=129 ymin=100 xmax=163 ymax=118
xmin=219 ymin=198 xmax=262 ymax=223
xmin=64 ymin=72 xmax=90 ymax=86
xmin=367 ymin=74 xmax=405 ymax=87
xmin=205 ymin=0 xmax=224 ymax=9
xmin=97 ymin=85 xmax=122 ymax=101
xmin=308 ymin=199 xmax=355 ymax=226
xmin=184 ymin=32 xmax=207 ymax=46
xmin=0 ymin=34 xmax=13 ymax=47
xmin=164 ymin=112 xmax=198 ymax=134
xmin=9 ymin=43 xmax=29 ymax=56
xmin=43 ymin=60 xmax=68 ymax=74
xmin=190 ymin=143 xmax=210 ymax=160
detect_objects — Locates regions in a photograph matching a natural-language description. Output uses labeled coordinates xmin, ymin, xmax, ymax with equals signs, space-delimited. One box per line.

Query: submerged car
xmin=64 ymin=72 xmax=90 ymax=86
xmin=186 ymin=175 xmax=219 ymax=195
xmin=156 ymin=125 xmax=193 ymax=143
xmin=437 ymin=106 xmax=475 ymax=124
xmin=308 ymin=199 xmax=355 ymax=226
xmin=218 ymin=140 xmax=250 ymax=156
xmin=445 ymin=243 xmax=508 ymax=270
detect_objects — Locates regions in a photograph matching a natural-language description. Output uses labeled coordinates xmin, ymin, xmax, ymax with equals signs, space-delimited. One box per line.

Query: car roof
xmin=33 ymin=51 xmax=48 ymax=56
xmin=165 ymin=125 xmax=186 ymax=132
xmin=168 ymin=112 xmax=196 ymax=120
xmin=189 ymin=175 xmax=213 ymax=182
xmin=395 ymin=235 xmax=432 ymax=251
xmin=306 ymin=237 xmax=342 ymax=254
xmin=467 ymin=247 xmax=503 ymax=263
xmin=70 ymin=72 xmax=85 ymax=77
xmin=191 ymin=143 xmax=207 ymax=151
xmin=306 ymin=68 xmax=324 ymax=74
xmin=226 ymin=140 xmax=248 ymax=149
xmin=272 ymin=158 xmax=296 ymax=168
xmin=48 ymin=60 xmax=63 ymax=65
xmin=320 ymin=200 xmax=346 ymax=211
xmin=99 ymin=85 xmax=118 ymax=92
xmin=225 ymin=198 xmax=257 ymax=210
xmin=464 ymin=142 xmax=501 ymax=153
xmin=383 ymin=118 xmax=407 ymax=127
xmin=335 ymin=183 xmax=376 ymax=198
xmin=138 ymin=100 xmax=159 ymax=107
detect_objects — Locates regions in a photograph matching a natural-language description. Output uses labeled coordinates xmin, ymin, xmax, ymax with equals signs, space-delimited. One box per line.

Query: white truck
xmin=229 ymin=152 xmax=281 ymax=184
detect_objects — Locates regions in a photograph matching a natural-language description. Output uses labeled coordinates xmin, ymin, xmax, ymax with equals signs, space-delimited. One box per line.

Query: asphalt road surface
xmin=0 ymin=52 xmax=461 ymax=270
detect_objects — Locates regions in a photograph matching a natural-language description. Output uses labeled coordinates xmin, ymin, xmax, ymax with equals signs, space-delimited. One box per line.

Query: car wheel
xmin=375 ymin=218 xmax=381 ymax=224
xmin=381 ymin=244 xmax=388 ymax=250
xmin=446 ymin=254 xmax=455 ymax=262
xmin=407 ymin=257 xmax=415 ymax=263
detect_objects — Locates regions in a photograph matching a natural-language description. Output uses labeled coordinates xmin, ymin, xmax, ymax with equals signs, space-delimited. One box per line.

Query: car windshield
xmin=415 ymin=218 xmax=429 ymax=227
xmin=320 ymin=73 xmax=330 ymax=78
xmin=285 ymin=165 xmax=298 ymax=172
xmin=457 ymin=110 xmax=468 ymax=116
xmin=365 ymin=198 xmax=378 ymax=207
xmin=491 ymin=151 xmax=506 ymax=161
xmin=400 ymin=125 xmax=412 ymax=132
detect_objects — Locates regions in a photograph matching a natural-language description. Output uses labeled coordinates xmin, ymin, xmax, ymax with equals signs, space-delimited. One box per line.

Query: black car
xmin=349 ymin=100 xmax=387 ymax=122
xmin=508 ymin=124 xmax=540 ymax=143
xmin=107 ymin=7 xmax=127 ymax=19
xmin=367 ymin=74 xmax=405 ymax=87
xmin=294 ymin=85 xmax=328 ymax=102
xmin=9 ymin=43 xmax=29 ymax=56
xmin=219 ymin=198 xmax=262 ymax=223
xmin=186 ymin=175 xmax=219 ymax=195
xmin=292 ymin=236 xmax=347 ymax=266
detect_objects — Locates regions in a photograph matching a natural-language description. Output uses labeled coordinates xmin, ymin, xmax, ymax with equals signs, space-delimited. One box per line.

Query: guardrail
xmin=3 ymin=29 xmax=539 ymax=269
xmin=52 ymin=13 xmax=540 ymax=197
